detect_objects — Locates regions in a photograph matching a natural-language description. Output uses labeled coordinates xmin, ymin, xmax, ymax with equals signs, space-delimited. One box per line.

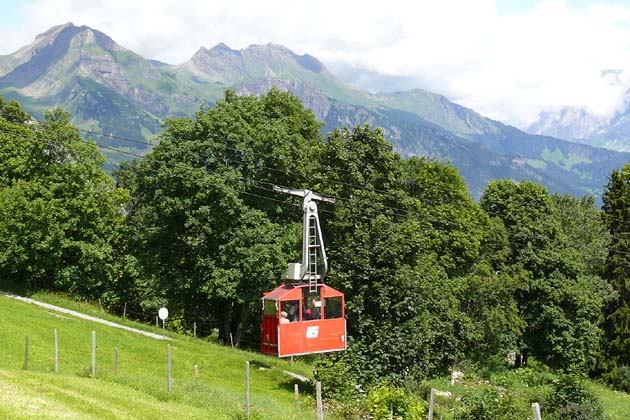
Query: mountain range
xmin=528 ymin=69 xmax=630 ymax=153
xmin=1 ymin=23 xmax=628 ymax=199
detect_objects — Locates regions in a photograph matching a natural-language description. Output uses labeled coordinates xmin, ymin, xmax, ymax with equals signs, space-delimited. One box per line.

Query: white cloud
xmin=2 ymin=0 xmax=630 ymax=127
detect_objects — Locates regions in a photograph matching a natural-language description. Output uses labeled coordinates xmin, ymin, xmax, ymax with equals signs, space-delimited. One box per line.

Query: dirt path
xmin=1 ymin=291 xmax=170 ymax=341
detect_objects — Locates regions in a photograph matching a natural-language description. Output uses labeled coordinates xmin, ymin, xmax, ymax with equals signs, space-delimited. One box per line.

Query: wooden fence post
xmin=167 ymin=344 xmax=172 ymax=392
xmin=123 ymin=302 xmax=127 ymax=319
xmin=91 ymin=331 xmax=96 ymax=377
xmin=532 ymin=402 xmax=542 ymax=420
xmin=194 ymin=364 xmax=199 ymax=386
xmin=245 ymin=361 xmax=250 ymax=418
xmin=230 ymin=333 xmax=234 ymax=349
xmin=294 ymin=383 xmax=300 ymax=411
xmin=54 ymin=329 xmax=59 ymax=373
xmin=316 ymin=381 xmax=323 ymax=420
xmin=428 ymin=388 xmax=435 ymax=420
xmin=114 ymin=348 xmax=119 ymax=375
xmin=193 ymin=322 xmax=196 ymax=338
xmin=23 ymin=335 xmax=29 ymax=370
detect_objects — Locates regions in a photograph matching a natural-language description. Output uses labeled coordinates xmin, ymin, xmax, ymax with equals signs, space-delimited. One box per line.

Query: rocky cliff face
xmin=181 ymin=42 xmax=329 ymax=85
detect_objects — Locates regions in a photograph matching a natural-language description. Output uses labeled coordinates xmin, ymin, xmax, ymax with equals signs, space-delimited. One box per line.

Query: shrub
xmin=454 ymin=389 xmax=521 ymax=420
xmin=544 ymin=374 xmax=605 ymax=420
xmin=604 ymin=365 xmax=630 ymax=393
xmin=314 ymin=357 xmax=360 ymax=402
xmin=364 ymin=385 xmax=426 ymax=420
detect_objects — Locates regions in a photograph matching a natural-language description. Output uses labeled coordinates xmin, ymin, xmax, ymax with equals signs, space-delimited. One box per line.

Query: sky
xmin=2 ymin=0 xmax=630 ymax=127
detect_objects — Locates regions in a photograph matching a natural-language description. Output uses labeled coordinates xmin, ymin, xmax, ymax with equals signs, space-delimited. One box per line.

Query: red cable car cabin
xmin=260 ymin=187 xmax=346 ymax=357
xmin=260 ymin=283 xmax=346 ymax=357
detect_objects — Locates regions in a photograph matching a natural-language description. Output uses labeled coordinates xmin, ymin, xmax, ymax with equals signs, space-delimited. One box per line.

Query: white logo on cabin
xmin=306 ymin=326 xmax=319 ymax=338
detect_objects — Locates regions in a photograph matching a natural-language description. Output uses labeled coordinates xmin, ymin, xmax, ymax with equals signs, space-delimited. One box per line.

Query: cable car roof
xmin=263 ymin=283 xmax=343 ymax=301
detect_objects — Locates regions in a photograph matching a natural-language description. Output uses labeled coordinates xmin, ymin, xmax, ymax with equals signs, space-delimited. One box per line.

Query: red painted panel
xmin=261 ymin=283 xmax=346 ymax=357
xmin=278 ymin=318 xmax=346 ymax=357
xmin=261 ymin=315 xmax=279 ymax=356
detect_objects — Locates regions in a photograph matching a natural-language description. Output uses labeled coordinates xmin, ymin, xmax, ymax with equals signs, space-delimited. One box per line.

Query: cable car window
xmin=263 ymin=300 xmax=277 ymax=316
xmin=281 ymin=300 xmax=300 ymax=322
xmin=324 ymin=297 xmax=343 ymax=319
xmin=302 ymin=288 xmax=322 ymax=321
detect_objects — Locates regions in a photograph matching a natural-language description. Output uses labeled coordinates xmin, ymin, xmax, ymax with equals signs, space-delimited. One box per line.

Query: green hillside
xmin=2 ymin=292 xmax=629 ymax=419
xmin=0 ymin=293 xmax=324 ymax=420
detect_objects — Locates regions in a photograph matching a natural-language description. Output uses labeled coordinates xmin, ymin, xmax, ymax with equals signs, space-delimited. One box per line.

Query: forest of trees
xmin=1 ymin=91 xmax=630 ymax=416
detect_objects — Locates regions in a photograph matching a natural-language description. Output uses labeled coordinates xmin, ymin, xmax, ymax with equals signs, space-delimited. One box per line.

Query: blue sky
xmin=0 ymin=0 xmax=27 ymax=27
xmin=2 ymin=0 xmax=630 ymax=127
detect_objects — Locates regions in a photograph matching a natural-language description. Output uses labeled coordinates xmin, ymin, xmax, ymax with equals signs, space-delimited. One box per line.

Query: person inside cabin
xmin=279 ymin=311 xmax=290 ymax=324
xmin=287 ymin=304 xmax=298 ymax=322
xmin=311 ymin=298 xmax=321 ymax=319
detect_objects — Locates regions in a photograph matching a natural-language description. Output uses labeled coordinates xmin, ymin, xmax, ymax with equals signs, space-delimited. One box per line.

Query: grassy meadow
xmin=1 ymin=291 xmax=629 ymax=419
xmin=0 ymin=293 xmax=325 ymax=420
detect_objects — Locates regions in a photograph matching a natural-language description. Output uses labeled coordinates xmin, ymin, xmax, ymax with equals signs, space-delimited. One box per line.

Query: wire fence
xmin=16 ymin=325 xmax=319 ymax=419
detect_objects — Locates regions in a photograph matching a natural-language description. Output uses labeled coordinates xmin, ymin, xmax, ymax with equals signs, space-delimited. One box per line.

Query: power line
xmin=2 ymin=110 xmax=627 ymax=260
xmin=49 ymin=117 xmax=629 ymax=231
xmin=1 ymin=108 xmax=620 ymax=224
xmin=2 ymin=124 xmax=627 ymax=260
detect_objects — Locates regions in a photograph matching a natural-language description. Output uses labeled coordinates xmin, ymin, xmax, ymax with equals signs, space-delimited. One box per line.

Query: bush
xmin=544 ymin=374 xmax=605 ymax=420
xmin=550 ymin=402 xmax=606 ymax=420
xmin=314 ymin=357 xmax=360 ymax=402
xmin=364 ymin=385 xmax=426 ymax=420
xmin=605 ymin=365 xmax=630 ymax=393
xmin=314 ymin=357 xmax=365 ymax=419
xmin=454 ymin=389 xmax=522 ymax=420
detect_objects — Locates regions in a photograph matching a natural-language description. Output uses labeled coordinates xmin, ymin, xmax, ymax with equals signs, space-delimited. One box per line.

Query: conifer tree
xmin=601 ymin=164 xmax=630 ymax=368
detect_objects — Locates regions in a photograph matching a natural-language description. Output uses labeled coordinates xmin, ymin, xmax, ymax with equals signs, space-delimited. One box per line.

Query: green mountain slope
xmin=0 ymin=292 xmax=321 ymax=419
xmin=0 ymin=23 xmax=224 ymax=148
xmin=2 ymin=22 xmax=628 ymax=199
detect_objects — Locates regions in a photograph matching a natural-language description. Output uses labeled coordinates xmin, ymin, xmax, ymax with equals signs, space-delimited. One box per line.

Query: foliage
xmin=459 ymin=266 xmax=524 ymax=360
xmin=604 ymin=365 xmax=630 ymax=393
xmin=454 ymin=389 xmax=522 ymax=420
xmin=364 ymin=385 xmax=426 ymax=420
xmin=481 ymin=180 xmax=613 ymax=371
xmin=322 ymin=130 xmax=503 ymax=383
xmin=0 ymin=100 xmax=129 ymax=302
xmin=552 ymin=194 xmax=610 ymax=275
xmin=601 ymin=162 xmax=630 ymax=370
xmin=120 ymin=89 xmax=321 ymax=345
xmin=314 ymin=357 xmax=361 ymax=402
xmin=544 ymin=374 xmax=605 ymax=420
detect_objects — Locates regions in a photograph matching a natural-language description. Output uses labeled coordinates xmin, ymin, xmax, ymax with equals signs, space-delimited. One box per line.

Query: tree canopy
xmin=0 ymin=90 xmax=624 ymax=391
xmin=0 ymin=100 xmax=128 ymax=300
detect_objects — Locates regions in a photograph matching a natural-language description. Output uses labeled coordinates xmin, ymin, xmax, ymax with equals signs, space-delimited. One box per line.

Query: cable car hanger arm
xmin=272 ymin=186 xmax=335 ymax=286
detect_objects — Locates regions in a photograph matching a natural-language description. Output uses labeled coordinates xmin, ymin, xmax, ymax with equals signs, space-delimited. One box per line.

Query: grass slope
xmin=0 ymin=293 xmax=324 ymax=420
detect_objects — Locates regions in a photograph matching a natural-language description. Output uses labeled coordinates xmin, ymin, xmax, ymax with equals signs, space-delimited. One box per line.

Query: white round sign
xmin=158 ymin=307 xmax=169 ymax=320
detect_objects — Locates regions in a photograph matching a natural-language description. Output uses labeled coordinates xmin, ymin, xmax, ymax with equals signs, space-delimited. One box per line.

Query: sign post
xmin=158 ymin=307 xmax=169 ymax=339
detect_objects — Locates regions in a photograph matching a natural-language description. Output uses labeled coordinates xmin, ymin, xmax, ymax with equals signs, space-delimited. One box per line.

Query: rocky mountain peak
xmin=208 ymin=42 xmax=239 ymax=55
xmin=192 ymin=43 xmax=240 ymax=60
xmin=33 ymin=22 xmax=76 ymax=43
xmin=184 ymin=41 xmax=329 ymax=85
